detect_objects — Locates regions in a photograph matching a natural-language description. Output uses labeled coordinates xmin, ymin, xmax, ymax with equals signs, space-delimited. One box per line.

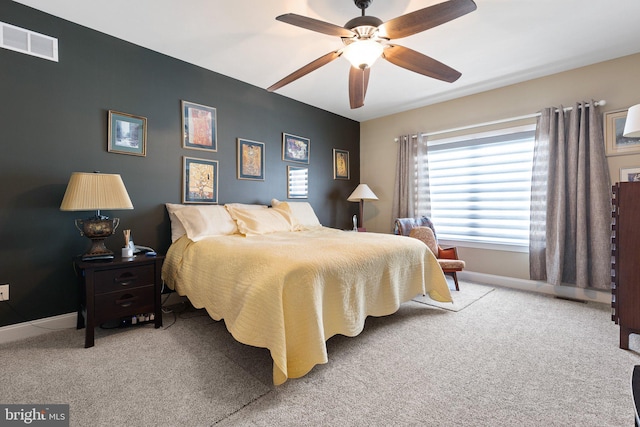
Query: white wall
xmin=360 ymin=53 xmax=640 ymax=281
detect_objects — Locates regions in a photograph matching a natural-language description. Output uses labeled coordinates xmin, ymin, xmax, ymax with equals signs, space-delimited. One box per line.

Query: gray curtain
xmin=392 ymin=134 xmax=430 ymax=229
xmin=529 ymin=102 xmax=612 ymax=289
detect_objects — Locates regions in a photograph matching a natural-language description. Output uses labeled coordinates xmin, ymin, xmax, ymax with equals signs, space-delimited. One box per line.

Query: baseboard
xmin=0 ymin=291 xmax=187 ymax=345
xmin=459 ymin=271 xmax=610 ymax=304
xmin=0 ymin=312 xmax=77 ymax=345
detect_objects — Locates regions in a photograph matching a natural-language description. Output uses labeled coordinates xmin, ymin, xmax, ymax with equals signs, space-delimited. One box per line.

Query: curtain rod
xmin=395 ymin=100 xmax=606 ymax=141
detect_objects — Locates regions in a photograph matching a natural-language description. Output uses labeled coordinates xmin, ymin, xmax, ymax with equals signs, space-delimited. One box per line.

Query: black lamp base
xmin=81 ymin=237 xmax=114 ymax=261
xmin=75 ymin=216 xmax=119 ymax=261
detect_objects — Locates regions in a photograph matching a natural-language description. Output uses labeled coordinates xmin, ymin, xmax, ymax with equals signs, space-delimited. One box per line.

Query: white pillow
xmin=166 ymin=204 xmax=237 ymax=242
xmin=271 ymin=199 xmax=321 ymax=230
xmin=226 ymin=206 xmax=293 ymax=236
xmin=224 ymin=203 xmax=268 ymax=210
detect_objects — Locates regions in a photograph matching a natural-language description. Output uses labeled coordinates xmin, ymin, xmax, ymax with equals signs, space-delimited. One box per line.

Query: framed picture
xmin=182 ymin=100 xmax=217 ymax=152
xmin=237 ymin=138 xmax=265 ymax=180
xmin=333 ymin=148 xmax=350 ymax=180
xmin=182 ymin=156 xmax=218 ymax=204
xmin=605 ymin=109 xmax=640 ymax=156
xmin=287 ymin=165 xmax=308 ymax=199
xmin=282 ymin=133 xmax=310 ymax=164
xmin=620 ymin=167 xmax=640 ymax=183
xmin=107 ymin=110 xmax=147 ymax=156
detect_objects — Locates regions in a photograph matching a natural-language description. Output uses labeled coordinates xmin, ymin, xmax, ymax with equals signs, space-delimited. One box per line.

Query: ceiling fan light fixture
xmin=342 ymin=39 xmax=383 ymax=69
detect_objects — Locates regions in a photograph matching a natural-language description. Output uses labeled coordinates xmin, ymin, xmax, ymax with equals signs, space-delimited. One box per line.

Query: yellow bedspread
xmin=162 ymin=227 xmax=451 ymax=385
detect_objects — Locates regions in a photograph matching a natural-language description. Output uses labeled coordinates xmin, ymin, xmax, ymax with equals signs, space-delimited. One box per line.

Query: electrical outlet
xmin=0 ymin=284 xmax=8 ymax=301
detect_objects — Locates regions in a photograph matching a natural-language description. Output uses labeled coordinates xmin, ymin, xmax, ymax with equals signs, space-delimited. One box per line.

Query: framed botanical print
xmin=237 ymin=138 xmax=265 ymax=180
xmin=182 ymin=156 xmax=218 ymax=204
xmin=282 ymin=133 xmax=310 ymax=164
xmin=182 ymin=100 xmax=217 ymax=152
xmin=107 ymin=110 xmax=147 ymax=156
xmin=605 ymin=109 xmax=640 ymax=156
xmin=333 ymin=148 xmax=350 ymax=180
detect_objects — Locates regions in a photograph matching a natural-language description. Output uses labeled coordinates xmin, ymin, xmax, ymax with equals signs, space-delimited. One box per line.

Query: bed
xmin=161 ymin=200 xmax=452 ymax=385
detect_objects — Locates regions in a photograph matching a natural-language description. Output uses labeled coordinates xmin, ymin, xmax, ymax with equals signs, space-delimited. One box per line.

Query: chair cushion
xmin=437 ymin=259 xmax=465 ymax=270
xmin=409 ymin=226 xmax=439 ymax=255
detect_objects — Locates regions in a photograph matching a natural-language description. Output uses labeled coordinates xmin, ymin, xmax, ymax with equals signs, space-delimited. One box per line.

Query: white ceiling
xmin=13 ymin=0 xmax=640 ymax=122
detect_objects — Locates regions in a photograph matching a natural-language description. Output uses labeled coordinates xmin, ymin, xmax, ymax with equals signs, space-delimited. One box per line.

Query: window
xmin=424 ymin=125 xmax=535 ymax=251
xmin=287 ymin=166 xmax=308 ymax=199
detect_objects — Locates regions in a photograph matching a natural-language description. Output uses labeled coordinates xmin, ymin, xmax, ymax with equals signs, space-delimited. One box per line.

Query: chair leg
xmin=447 ymin=272 xmax=460 ymax=291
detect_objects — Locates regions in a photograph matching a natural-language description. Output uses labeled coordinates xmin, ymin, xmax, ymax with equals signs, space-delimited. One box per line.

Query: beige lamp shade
xmin=60 ymin=172 xmax=133 ymax=212
xmin=624 ymin=104 xmax=640 ymax=138
xmin=347 ymin=183 xmax=379 ymax=202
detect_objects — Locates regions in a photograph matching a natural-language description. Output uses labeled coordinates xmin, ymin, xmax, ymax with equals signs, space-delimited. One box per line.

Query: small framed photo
xmin=287 ymin=166 xmax=308 ymax=199
xmin=107 ymin=110 xmax=147 ymax=156
xmin=333 ymin=148 xmax=350 ymax=180
xmin=605 ymin=109 xmax=640 ymax=156
xmin=620 ymin=167 xmax=640 ymax=183
xmin=182 ymin=100 xmax=217 ymax=152
xmin=282 ymin=133 xmax=310 ymax=164
xmin=182 ymin=156 xmax=218 ymax=204
xmin=237 ymin=138 xmax=265 ymax=180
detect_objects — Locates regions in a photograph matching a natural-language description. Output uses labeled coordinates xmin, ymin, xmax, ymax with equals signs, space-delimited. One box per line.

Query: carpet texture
xmin=412 ymin=280 xmax=494 ymax=311
xmin=0 ymin=310 xmax=270 ymax=426
xmin=2 ymin=284 xmax=640 ymax=426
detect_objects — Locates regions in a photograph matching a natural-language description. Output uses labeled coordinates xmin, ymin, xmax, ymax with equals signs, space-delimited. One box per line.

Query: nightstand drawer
xmin=94 ymin=286 xmax=155 ymax=323
xmin=94 ymin=264 xmax=155 ymax=294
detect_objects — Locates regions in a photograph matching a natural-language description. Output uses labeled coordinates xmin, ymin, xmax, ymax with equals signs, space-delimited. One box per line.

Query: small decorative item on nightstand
xmin=74 ymin=254 xmax=164 ymax=348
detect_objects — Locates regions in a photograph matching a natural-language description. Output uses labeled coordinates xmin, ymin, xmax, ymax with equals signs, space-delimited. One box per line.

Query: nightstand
xmin=74 ymin=254 xmax=164 ymax=348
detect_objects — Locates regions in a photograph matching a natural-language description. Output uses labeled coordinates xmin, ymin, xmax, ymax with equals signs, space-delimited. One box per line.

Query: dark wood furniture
xmin=75 ymin=254 xmax=164 ymax=348
xmin=633 ymin=365 xmax=640 ymax=427
xmin=611 ymin=182 xmax=640 ymax=349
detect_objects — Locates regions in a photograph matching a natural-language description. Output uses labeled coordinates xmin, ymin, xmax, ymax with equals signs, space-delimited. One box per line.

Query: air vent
xmin=1 ymin=21 xmax=58 ymax=62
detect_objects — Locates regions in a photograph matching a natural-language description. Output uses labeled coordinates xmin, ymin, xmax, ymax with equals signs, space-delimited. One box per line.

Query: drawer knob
xmin=114 ymin=272 xmax=138 ymax=286
xmin=115 ymin=294 xmax=138 ymax=308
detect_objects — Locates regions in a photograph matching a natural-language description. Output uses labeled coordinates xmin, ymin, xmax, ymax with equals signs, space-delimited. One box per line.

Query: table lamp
xmin=347 ymin=183 xmax=378 ymax=231
xmin=60 ymin=172 xmax=133 ymax=260
xmin=623 ymin=104 xmax=640 ymax=138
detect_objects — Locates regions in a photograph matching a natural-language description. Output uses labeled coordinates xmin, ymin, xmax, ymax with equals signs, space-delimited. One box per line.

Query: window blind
xmin=425 ymin=127 xmax=535 ymax=247
xmin=287 ymin=167 xmax=308 ymax=199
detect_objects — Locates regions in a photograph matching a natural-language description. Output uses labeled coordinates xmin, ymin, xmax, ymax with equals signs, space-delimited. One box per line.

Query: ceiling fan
xmin=267 ymin=0 xmax=477 ymax=109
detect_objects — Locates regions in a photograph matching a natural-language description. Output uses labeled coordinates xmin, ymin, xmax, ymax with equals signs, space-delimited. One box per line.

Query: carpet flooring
xmin=2 ymin=281 xmax=639 ymax=426
xmin=412 ymin=280 xmax=494 ymax=311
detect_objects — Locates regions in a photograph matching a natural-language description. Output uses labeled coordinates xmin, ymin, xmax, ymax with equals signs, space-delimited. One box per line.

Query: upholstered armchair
xmin=394 ymin=217 xmax=465 ymax=291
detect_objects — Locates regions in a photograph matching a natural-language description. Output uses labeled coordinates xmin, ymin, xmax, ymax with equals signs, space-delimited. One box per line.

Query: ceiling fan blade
xmin=378 ymin=0 xmax=477 ymax=40
xmin=383 ymin=44 xmax=461 ymax=83
xmin=348 ymin=66 xmax=370 ymax=109
xmin=268 ymin=51 xmax=341 ymax=92
xmin=276 ymin=14 xmax=356 ymax=38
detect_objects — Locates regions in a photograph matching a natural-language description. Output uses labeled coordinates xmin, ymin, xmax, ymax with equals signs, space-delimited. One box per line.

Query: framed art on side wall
xmin=605 ymin=109 xmax=640 ymax=156
xmin=183 ymin=156 xmax=218 ymax=204
xmin=237 ymin=138 xmax=265 ymax=180
xmin=107 ymin=110 xmax=147 ymax=156
xmin=620 ymin=167 xmax=640 ymax=182
xmin=182 ymin=100 xmax=217 ymax=152
xmin=333 ymin=148 xmax=350 ymax=180
xmin=282 ymin=133 xmax=310 ymax=164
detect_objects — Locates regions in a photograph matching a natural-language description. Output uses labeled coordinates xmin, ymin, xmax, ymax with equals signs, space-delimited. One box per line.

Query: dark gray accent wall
xmin=0 ymin=1 xmax=360 ymax=327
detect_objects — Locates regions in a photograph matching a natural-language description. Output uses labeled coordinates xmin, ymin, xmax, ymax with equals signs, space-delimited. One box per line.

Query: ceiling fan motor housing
xmin=344 ymin=15 xmax=383 ymax=39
